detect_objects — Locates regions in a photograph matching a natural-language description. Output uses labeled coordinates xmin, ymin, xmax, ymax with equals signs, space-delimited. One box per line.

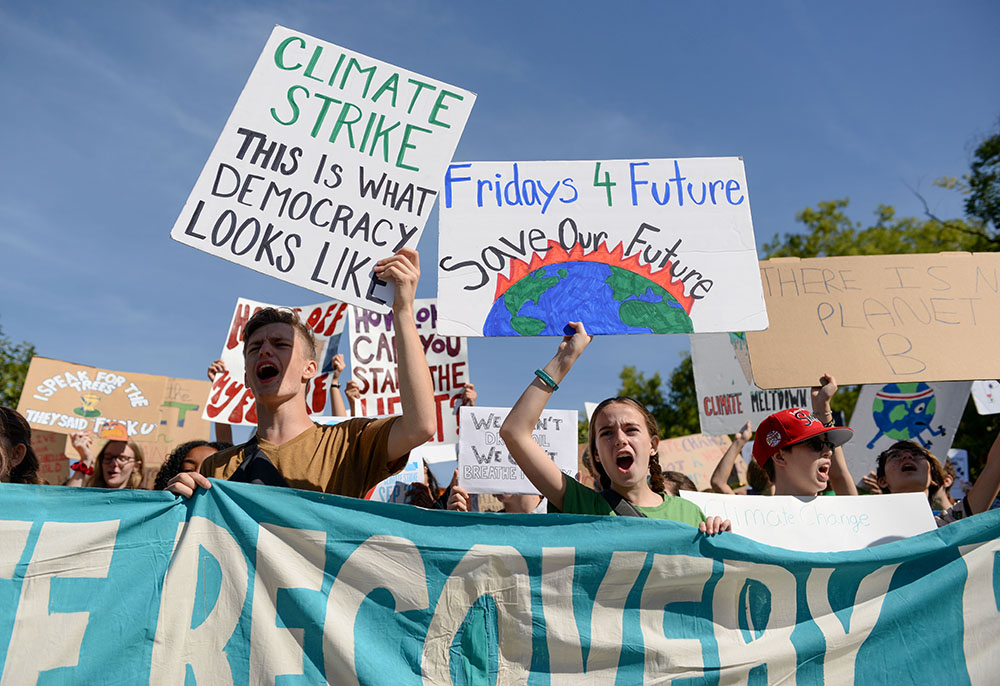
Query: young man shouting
xmin=167 ymin=248 xmax=436 ymax=497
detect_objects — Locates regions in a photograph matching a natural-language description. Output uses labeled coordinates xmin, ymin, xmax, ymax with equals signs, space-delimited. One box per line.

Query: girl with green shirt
xmin=499 ymin=322 xmax=730 ymax=534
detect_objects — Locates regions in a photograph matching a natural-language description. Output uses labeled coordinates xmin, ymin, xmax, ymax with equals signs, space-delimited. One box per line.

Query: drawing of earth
xmin=483 ymin=261 xmax=693 ymax=336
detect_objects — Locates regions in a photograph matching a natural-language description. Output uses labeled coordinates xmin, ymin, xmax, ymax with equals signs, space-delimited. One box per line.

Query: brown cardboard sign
xmin=657 ymin=433 xmax=736 ymax=491
xmin=746 ymin=253 xmax=1000 ymax=388
xmin=31 ymin=429 xmax=70 ymax=485
xmin=16 ymin=357 xmax=212 ymax=480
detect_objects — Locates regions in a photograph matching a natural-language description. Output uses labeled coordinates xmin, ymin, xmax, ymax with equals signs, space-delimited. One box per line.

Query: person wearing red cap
xmin=752 ymin=375 xmax=857 ymax=496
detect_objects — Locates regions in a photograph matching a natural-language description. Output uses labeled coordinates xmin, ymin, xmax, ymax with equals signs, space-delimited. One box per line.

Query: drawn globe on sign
xmin=867 ymin=382 xmax=938 ymax=449
xmin=482 ymin=240 xmax=695 ymax=336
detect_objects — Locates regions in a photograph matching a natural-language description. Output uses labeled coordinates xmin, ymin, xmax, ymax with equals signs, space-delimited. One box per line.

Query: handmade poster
xmin=436 ymin=158 xmax=767 ymax=336
xmin=349 ymin=299 xmax=468 ymax=442
xmin=415 ymin=443 xmax=459 ymax=489
xmin=30 ymin=429 xmax=69 ymax=485
xmin=0 ymin=482 xmax=998 ymax=683
xmin=458 ymin=406 xmax=577 ymax=494
xmin=747 ymin=252 xmax=1000 ymax=388
xmin=691 ymin=332 xmax=811 ymax=435
xmin=366 ymin=452 xmax=424 ymax=504
xmin=16 ymin=357 xmax=211 ymax=467
xmin=171 ymin=26 xmax=475 ymax=310
xmin=680 ymin=491 xmax=936 ymax=551
xmin=203 ymin=296 xmax=348 ymax=425
xmin=657 ymin=432 xmax=742 ymax=491
xmin=843 ymin=381 xmax=972 ymax=482
xmin=947 ymin=448 xmax=972 ymax=501
xmin=971 ymin=380 xmax=1000 ymax=414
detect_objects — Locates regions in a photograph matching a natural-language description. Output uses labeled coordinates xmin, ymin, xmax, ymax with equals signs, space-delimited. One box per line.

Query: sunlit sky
xmin=2 ymin=1 xmax=997 ymax=440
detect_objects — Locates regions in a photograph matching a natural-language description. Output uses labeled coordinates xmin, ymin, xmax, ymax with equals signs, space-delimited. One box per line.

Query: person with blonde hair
xmin=86 ymin=440 xmax=146 ymax=489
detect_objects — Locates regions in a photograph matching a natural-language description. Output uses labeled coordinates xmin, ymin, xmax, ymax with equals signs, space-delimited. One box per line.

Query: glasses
xmin=795 ymin=436 xmax=835 ymax=453
xmin=104 ymin=455 xmax=136 ymax=466
xmin=884 ymin=449 xmax=928 ymax=463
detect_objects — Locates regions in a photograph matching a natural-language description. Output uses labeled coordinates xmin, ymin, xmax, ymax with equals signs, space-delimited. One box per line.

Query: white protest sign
xmin=971 ymin=380 xmax=1000 ymax=415
xmin=690 ymin=332 xmax=811 ymax=435
xmin=458 ymin=406 xmax=577 ymax=494
xmin=204 ymin=297 xmax=348 ymax=425
xmin=947 ymin=448 xmax=971 ymax=501
xmin=416 ymin=443 xmax=459 ymax=489
xmin=436 ymin=158 xmax=766 ymax=336
xmin=680 ymin=491 xmax=936 ymax=551
xmin=171 ymin=26 xmax=475 ymax=310
xmin=844 ymin=381 xmax=971 ymax=481
xmin=349 ymin=299 xmax=468 ymax=442
xmin=367 ymin=452 xmax=425 ymax=504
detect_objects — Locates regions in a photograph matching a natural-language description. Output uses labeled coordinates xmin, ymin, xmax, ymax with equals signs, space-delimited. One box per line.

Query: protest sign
xmin=971 ymin=380 xmax=1000 ymax=414
xmin=436 ymin=158 xmax=767 ymax=336
xmin=843 ymin=380 xmax=971 ymax=481
xmin=30 ymin=430 xmax=69 ymax=485
xmin=415 ymin=442 xmax=458 ymax=488
xmin=367 ymin=452 xmax=424 ymax=504
xmin=656 ymin=432 xmax=740 ymax=491
xmin=171 ymin=26 xmax=475 ymax=310
xmin=0 ymin=482 xmax=997 ymax=683
xmin=948 ymin=448 xmax=972 ymax=501
xmin=680 ymin=491 xmax=937 ymax=551
xmin=746 ymin=252 xmax=1000 ymax=388
xmin=204 ymin=296 xmax=348 ymax=425
xmin=690 ymin=332 xmax=811 ymax=435
xmin=458 ymin=406 xmax=577 ymax=494
xmin=349 ymin=299 xmax=468 ymax=442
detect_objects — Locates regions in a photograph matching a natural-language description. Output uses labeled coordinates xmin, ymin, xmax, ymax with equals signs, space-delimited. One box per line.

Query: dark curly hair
xmin=153 ymin=440 xmax=232 ymax=490
xmin=0 ymin=406 xmax=42 ymax=484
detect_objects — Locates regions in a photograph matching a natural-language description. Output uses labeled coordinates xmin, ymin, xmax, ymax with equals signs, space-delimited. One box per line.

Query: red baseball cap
xmin=751 ymin=408 xmax=854 ymax=467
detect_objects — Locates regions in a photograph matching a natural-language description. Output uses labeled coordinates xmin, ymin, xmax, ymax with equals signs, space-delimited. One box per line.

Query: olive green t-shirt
xmin=548 ymin=477 xmax=706 ymax=528
xmin=200 ymin=418 xmax=405 ymax=496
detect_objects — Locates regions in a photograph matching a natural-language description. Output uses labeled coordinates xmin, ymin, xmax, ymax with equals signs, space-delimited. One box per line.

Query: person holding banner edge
xmin=499 ymin=322 xmax=729 ymax=533
xmin=167 ymin=248 xmax=437 ymax=497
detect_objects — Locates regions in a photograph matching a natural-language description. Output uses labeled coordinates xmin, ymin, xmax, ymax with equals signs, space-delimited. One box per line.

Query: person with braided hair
xmin=499 ymin=322 xmax=729 ymax=534
xmin=0 ymin=406 xmax=43 ymax=485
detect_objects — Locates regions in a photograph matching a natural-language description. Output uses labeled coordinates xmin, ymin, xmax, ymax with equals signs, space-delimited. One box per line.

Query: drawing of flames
xmin=483 ymin=240 xmax=696 ymax=337
xmin=728 ymin=332 xmax=754 ymax=385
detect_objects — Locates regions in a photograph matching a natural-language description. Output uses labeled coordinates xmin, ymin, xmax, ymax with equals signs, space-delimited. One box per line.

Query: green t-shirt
xmin=548 ymin=477 xmax=706 ymax=528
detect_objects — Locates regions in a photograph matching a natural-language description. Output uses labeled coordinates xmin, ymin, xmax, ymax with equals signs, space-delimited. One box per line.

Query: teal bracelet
xmin=534 ymin=369 xmax=559 ymax=391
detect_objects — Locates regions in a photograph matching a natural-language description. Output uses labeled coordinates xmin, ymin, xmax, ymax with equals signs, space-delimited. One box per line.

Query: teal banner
xmin=0 ymin=481 xmax=997 ymax=684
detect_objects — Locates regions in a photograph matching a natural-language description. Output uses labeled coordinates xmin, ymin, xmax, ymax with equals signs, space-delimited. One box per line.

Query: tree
xmin=0 ymin=326 xmax=35 ymax=408
xmin=964 ymin=127 xmax=1000 ymax=235
xmin=618 ymin=355 xmax=700 ymax=438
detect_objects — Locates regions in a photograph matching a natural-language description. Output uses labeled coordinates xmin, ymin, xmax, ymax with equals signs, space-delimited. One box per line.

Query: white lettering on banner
xmin=324 ymin=536 xmax=429 ymax=686
xmin=422 ymin=545 xmax=532 ymax=685
xmin=150 ymin=517 xmax=249 ymax=686
xmin=712 ymin=561 xmax=798 ymax=686
xmin=640 ymin=554 xmax=714 ymax=682
xmin=806 ymin=564 xmax=899 ymax=683
xmin=542 ymin=548 xmax=645 ymax=684
xmin=0 ymin=521 xmax=118 ymax=686
xmin=250 ymin=524 xmax=327 ymax=684
xmin=959 ymin=539 xmax=1000 ymax=685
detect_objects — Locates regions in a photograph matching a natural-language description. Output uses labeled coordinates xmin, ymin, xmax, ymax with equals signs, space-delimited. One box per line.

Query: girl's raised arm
xmin=500 ymin=322 xmax=592 ymax=512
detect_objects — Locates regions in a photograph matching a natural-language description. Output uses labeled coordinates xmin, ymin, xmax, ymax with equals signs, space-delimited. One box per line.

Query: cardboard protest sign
xmin=204 ymin=297 xmax=348 ymax=425
xmin=690 ymin=333 xmax=811 ymax=435
xmin=17 ymin=358 xmax=212 ymax=479
xmin=657 ymin=432 xmax=741 ymax=491
xmin=843 ymin=380 xmax=971 ymax=481
xmin=971 ymin=380 xmax=1000 ymax=414
xmin=436 ymin=158 xmax=767 ymax=336
xmin=31 ymin=429 xmax=69 ymax=485
xmin=349 ymin=299 xmax=468 ymax=442
xmin=680 ymin=491 xmax=936 ymax=551
xmin=458 ymin=406 xmax=577 ymax=494
xmin=171 ymin=26 xmax=475 ymax=310
xmin=746 ymin=252 xmax=1000 ymax=388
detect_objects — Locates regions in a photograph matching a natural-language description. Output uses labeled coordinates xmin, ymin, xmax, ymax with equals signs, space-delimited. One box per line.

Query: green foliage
xmin=965 ymin=128 xmax=1000 ymax=233
xmin=0 ymin=327 xmax=35 ymax=408
xmin=618 ymin=355 xmax=700 ymax=438
xmin=762 ymin=198 xmax=986 ymax=258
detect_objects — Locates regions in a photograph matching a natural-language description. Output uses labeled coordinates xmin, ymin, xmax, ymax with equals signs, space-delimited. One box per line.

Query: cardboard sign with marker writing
xmin=657 ymin=432 xmax=741 ymax=491
xmin=747 ymin=253 xmax=1000 ymax=388
xmin=171 ymin=26 xmax=475 ymax=311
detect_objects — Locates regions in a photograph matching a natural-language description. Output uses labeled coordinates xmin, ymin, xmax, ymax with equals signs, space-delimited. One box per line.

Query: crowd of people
xmin=2 ymin=247 xmax=1000 ymax=538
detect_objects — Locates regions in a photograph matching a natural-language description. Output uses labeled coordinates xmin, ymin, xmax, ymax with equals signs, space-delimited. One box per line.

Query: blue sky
xmin=1 ymin=1 xmax=998 ymax=439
